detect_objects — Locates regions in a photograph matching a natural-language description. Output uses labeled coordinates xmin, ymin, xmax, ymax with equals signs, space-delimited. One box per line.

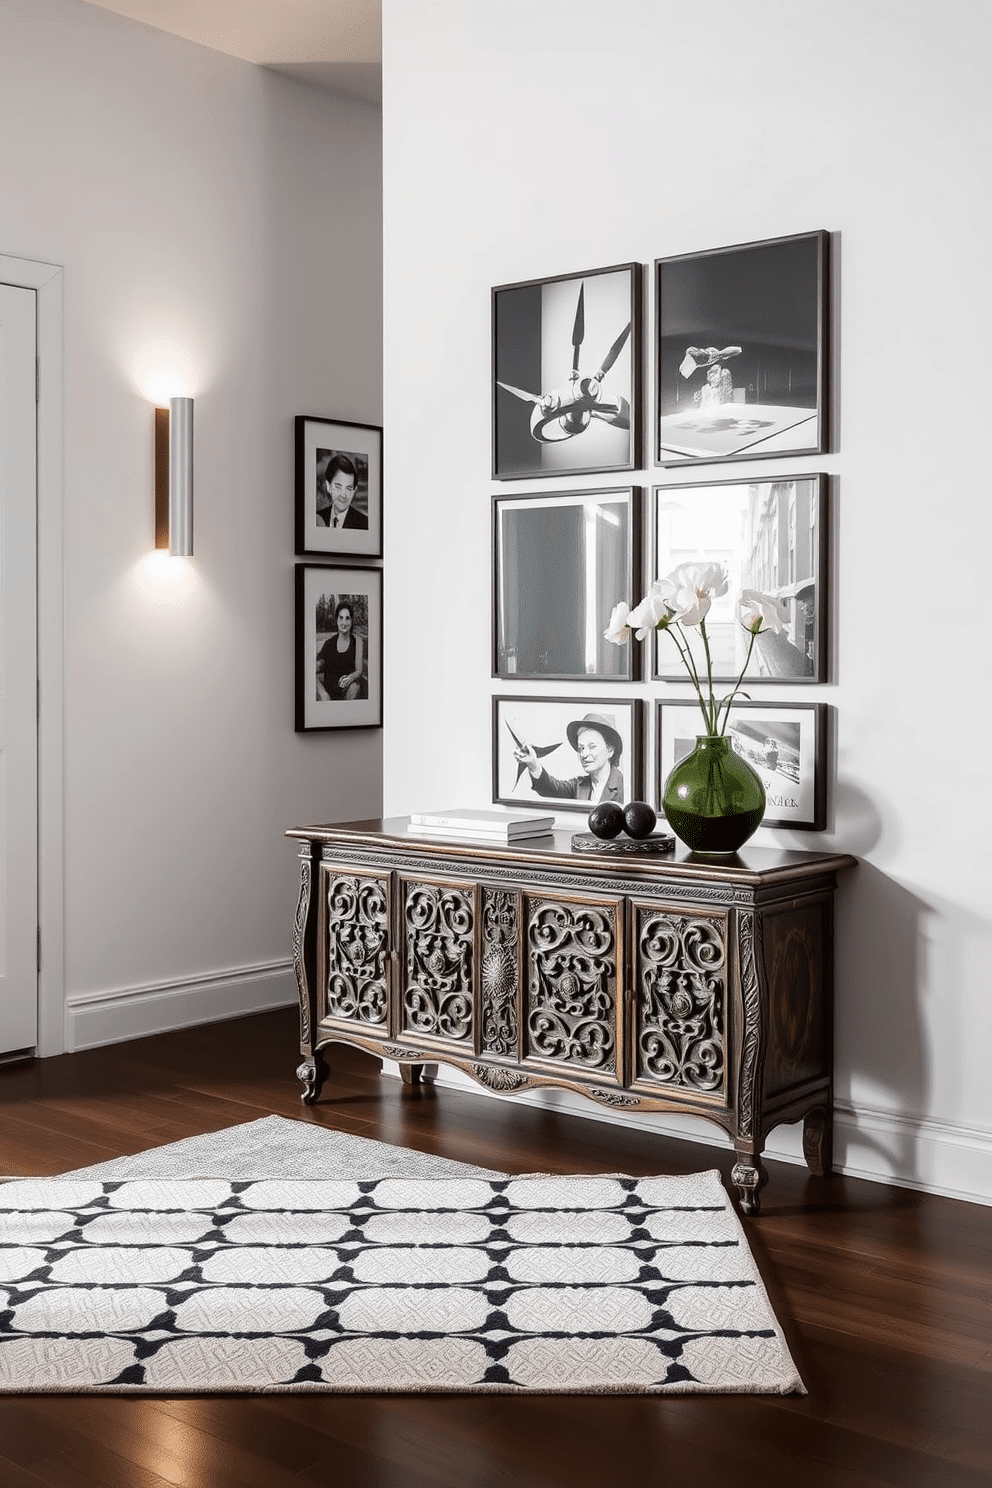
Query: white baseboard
xmin=66 ymin=961 xmax=298 ymax=1052
xmin=381 ymin=1061 xmax=992 ymax=1209
xmin=61 ymin=978 xmax=992 ymax=1208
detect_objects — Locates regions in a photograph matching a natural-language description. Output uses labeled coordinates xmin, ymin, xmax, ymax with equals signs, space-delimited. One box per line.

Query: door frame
xmin=0 ymin=253 xmax=65 ymax=1057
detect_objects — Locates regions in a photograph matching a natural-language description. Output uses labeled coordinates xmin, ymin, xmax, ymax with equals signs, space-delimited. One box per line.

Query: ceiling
xmin=78 ymin=0 xmax=382 ymax=105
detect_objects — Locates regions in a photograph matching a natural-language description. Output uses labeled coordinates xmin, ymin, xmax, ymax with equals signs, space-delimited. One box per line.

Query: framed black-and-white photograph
xmin=652 ymin=474 xmax=827 ymax=683
xmin=295 ymin=565 xmax=382 ymax=731
xmin=657 ymin=701 xmax=827 ymax=830
xmin=656 ymin=231 xmax=829 ymax=466
xmin=493 ymin=487 xmax=641 ymax=682
xmin=493 ymin=263 xmax=642 ymax=480
xmin=492 ymin=696 xmax=642 ymax=815
xmin=295 ymin=415 xmax=382 ymax=557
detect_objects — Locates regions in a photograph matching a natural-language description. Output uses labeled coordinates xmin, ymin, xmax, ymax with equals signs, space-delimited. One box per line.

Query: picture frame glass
xmin=657 ymin=232 xmax=826 ymax=466
xmin=494 ymin=489 xmax=638 ymax=681
xmin=296 ymin=565 xmax=382 ymax=731
xmin=296 ymin=417 xmax=382 ymax=558
xmin=493 ymin=264 xmax=640 ymax=479
xmin=493 ymin=696 xmax=640 ymax=814
xmin=653 ymin=476 xmax=825 ymax=683
xmin=657 ymin=702 xmax=825 ymax=830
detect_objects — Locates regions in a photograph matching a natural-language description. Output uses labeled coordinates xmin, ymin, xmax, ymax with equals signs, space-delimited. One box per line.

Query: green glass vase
xmin=662 ymin=734 xmax=766 ymax=854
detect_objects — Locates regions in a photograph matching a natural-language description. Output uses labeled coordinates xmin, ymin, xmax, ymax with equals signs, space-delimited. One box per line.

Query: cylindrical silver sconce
xmin=168 ymin=396 xmax=193 ymax=556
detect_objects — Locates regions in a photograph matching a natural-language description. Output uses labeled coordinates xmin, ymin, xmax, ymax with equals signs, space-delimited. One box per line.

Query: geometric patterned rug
xmin=0 ymin=1170 xmax=803 ymax=1395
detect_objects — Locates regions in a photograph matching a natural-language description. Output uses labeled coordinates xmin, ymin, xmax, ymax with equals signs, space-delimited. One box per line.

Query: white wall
xmin=0 ymin=0 xmax=383 ymax=1049
xmin=382 ymin=0 xmax=992 ymax=1203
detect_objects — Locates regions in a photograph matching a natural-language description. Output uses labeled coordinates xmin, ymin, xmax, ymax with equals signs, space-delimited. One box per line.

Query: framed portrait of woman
xmin=295 ymin=565 xmax=382 ymax=731
xmin=492 ymin=695 xmax=643 ymax=814
xmin=295 ymin=415 xmax=383 ymax=558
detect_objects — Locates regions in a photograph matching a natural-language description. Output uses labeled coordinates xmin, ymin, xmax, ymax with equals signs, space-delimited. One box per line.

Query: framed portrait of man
xmin=295 ymin=415 xmax=383 ymax=558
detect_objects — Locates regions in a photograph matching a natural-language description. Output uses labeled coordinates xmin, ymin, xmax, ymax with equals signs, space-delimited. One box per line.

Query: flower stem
xmin=699 ymin=618 xmax=718 ymax=735
xmin=715 ymin=629 xmax=761 ymax=735
xmin=665 ymin=623 xmax=712 ymax=733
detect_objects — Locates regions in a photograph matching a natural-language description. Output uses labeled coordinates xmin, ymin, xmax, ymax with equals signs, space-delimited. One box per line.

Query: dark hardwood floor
xmin=1 ymin=1006 xmax=989 ymax=1487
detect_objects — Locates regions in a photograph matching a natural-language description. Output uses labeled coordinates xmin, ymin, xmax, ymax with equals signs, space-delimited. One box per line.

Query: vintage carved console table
xmin=287 ymin=818 xmax=855 ymax=1213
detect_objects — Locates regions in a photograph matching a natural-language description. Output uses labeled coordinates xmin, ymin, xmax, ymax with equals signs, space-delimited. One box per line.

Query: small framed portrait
xmin=295 ymin=565 xmax=382 ymax=731
xmin=493 ymin=262 xmax=642 ymax=480
xmin=652 ymin=474 xmax=828 ymax=683
xmin=295 ymin=415 xmax=382 ymax=558
xmin=657 ymin=701 xmax=827 ymax=830
xmin=493 ymin=487 xmax=642 ymax=682
xmin=656 ymin=231 xmax=829 ymax=467
xmin=492 ymin=695 xmax=642 ymax=814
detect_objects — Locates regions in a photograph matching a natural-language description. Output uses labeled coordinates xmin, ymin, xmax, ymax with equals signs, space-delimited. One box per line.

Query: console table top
xmin=287 ymin=817 xmax=856 ymax=889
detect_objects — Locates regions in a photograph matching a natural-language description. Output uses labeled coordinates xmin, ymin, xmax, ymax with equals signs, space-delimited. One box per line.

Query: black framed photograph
xmin=492 ymin=695 xmax=642 ymax=815
xmin=493 ymin=487 xmax=641 ymax=682
xmin=295 ymin=415 xmax=382 ymax=557
xmin=493 ymin=262 xmax=642 ymax=480
xmin=652 ymin=474 xmax=827 ymax=683
xmin=295 ymin=565 xmax=382 ymax=731
xmin=656 ymin=231 xmax=829 ymax=466
xmin=657 ymin=701 xmax=827 ymax=830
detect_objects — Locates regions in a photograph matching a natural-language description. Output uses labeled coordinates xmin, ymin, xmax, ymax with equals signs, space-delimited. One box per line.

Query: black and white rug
xmin=0 ymin=1169 xmax=803 ymax=1394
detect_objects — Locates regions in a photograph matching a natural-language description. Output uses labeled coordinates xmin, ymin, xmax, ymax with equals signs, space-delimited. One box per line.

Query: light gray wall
xmin=0 ymin=0 xmax=383 ymax=1047
xmin=382 ymin=0 xmax=992 ymax=1202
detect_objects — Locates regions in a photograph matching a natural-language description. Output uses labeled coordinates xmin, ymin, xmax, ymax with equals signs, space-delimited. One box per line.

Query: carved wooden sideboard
xmin=287 ymin=818 xmax=855 ymax=1213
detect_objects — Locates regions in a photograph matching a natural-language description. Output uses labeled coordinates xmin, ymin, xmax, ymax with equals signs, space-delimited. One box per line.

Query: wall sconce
xmin=154 ymin=397 xmax=194 ymax=556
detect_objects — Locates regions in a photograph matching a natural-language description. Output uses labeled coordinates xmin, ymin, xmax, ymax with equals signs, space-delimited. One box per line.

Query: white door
xmin=0 ymin=283 xmax=38 ymax=1054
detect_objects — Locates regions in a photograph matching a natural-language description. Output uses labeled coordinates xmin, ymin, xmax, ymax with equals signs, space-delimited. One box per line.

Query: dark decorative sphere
xmin=623 ymin=800 xmax=657 ymax=839
xmin=587 ymin=802 xmax=625 ymax=839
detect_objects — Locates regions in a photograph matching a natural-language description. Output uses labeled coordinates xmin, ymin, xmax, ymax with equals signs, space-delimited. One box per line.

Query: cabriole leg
xmin=399 ymin=1062 xmax=438 ymax=1085
xmin=731 ymin=1149 xmax=769 ymax=1215
xmin=297 ymin=1048 xmax=330 ymax=1105
xmin=803 ymin=1105 xmax=833 ymax=1176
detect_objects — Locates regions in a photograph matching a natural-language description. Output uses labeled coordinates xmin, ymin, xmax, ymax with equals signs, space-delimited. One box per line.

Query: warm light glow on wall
xmin=127 ymin=550 xmax=200 ymax=613
xmin=129 ymin=333 xmax=203 ymax=405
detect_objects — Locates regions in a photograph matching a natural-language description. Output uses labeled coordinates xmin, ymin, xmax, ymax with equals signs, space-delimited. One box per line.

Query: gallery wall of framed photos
xmin=294 ymin=415 xmax=384 ymax=733
xmin=489 ymin=231 xmax=834 ymax=831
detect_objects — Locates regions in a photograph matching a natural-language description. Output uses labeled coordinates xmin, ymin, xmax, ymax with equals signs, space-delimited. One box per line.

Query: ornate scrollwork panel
xmin=402 ymin=881 xmax=474 ymax=1043
xmin=635 ymin=910 xmax=726 ymax=1094
xmin=322 ymin=872 xmax=389 ymax=1026
xmin=525 ymin=897 xmax=618 ymax=1073
xmin=480 ymin=889 xmax=518 ymax=1056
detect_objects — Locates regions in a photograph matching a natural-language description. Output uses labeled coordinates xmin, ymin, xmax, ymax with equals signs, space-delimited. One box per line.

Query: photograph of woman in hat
xmin=513 ymin=711 xmax=624 ymax=803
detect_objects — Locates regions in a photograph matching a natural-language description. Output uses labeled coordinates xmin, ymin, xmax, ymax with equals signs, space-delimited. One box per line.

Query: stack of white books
xmin=406 ymin=808 xmax=555 ymax=843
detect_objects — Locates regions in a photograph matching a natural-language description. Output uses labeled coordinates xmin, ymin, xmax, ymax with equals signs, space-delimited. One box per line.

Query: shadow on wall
xmin=781 ymin=779 xmax=928 ymax=1184
xmin=820 ymin=778 xmax=988 ymax=1191
xmin=832 ymin=860 xmax=928 ymax=1182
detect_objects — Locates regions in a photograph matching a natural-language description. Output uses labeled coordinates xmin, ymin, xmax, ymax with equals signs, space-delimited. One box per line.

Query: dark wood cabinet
xmin=287 ymin=818 xmax=855 ymax=1213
